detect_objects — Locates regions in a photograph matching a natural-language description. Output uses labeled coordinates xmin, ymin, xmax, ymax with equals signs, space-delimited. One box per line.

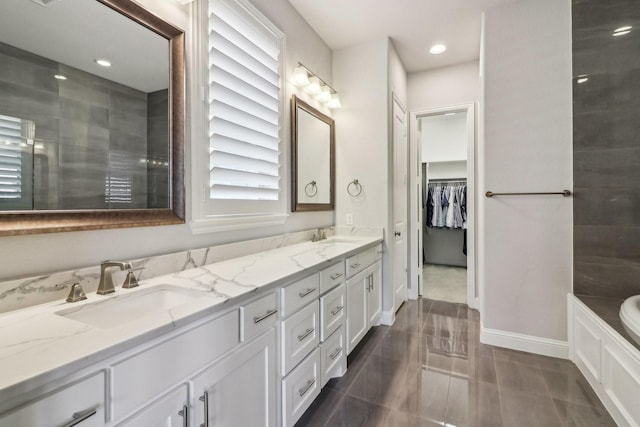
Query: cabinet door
xmin=367 ymin=261 xmax=382 ymax=327
xmin=192 ymin=328 xmax=277 ymax=427
xmin=346 ymin=269 xmax=368 ymax=354
xmin=116 ymin=385 xmax=188 ymax=427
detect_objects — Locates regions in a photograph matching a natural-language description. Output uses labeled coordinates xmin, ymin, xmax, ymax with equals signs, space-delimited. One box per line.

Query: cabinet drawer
xmin=373 ymin=243 xmax=383 ymax=261
xmin=111 ymin=309 xmax=239 ymax=421
xmin=346 ymin=248 xmax=371 ymax=278
xmin=0 ymin=373 xmax=105 ymax=427
xmin=281 ymin=274 xmax=319 ymax=317
xmin=241 ymin=292 xmax=278 ymax=342
xmin=281 ymin=301 xmax=320 ymax=375
xmin=282 ymin=348 xmax=321 ymax=427
xmin=320 ymin=261 xmax=345 ymax=294
xmin=320 ymin=283 xmax=346 ymax=341
xmin=320 ymin=325 xmax=346 ymax=387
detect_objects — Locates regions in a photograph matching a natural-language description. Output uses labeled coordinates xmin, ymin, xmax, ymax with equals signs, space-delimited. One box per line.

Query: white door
xmin=392 ymin=97 xmax=408 ymax=312
xmin=346 ymin=269 xmax=368 ymax=354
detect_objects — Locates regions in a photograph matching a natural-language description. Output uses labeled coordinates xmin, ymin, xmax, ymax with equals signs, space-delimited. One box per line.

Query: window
xmin=0 ymin=114 xmax=33 ymax=211
xmin=191 ymin=0 xmax=286 ymax=233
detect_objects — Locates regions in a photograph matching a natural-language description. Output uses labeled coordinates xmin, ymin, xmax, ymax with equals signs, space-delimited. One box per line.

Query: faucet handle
xmin=122 ymin=268 xmax=143 ymax=289
xmin=66 ymin=282 xmax=87 ymax=303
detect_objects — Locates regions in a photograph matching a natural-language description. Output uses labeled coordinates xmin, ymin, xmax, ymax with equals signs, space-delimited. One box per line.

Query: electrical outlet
xmin=346 ymin=213 xmax=353 ymax=225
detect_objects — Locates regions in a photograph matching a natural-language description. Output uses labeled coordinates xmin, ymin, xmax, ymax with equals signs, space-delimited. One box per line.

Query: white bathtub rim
xmin=620 ymin=295 xmax=640 ymax=347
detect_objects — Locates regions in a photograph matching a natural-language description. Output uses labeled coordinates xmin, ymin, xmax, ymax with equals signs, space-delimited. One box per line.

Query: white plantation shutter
xmin=0 ymin=115 xmax=23 ymax=201
xmin=208 ymin=0 xmax=282 ymax=201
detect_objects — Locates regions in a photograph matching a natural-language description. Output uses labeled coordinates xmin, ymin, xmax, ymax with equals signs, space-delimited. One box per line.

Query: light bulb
xmin=317 ymin=86 xmax=332 ymax=103
xmin=327 ymin=93 xmax=342 ymax=109
xmin=305 ymin=76 xmax=321 ymax=95
xmin=292 ymin=65 xmax=310 ymax=86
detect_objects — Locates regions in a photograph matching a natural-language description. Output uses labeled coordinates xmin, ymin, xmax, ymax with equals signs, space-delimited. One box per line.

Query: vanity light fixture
xmin=613 ymin=26 xmax=632 ymax=36
xmin=429 ymin=44 xmax=447 ymax=54
xmin=94 ymin=58 xmax=112 ymax=67
xmin=53 ymin=74 xmax=67 ymax=80
xmin=292 ymin=62 xmax=341 ymax=109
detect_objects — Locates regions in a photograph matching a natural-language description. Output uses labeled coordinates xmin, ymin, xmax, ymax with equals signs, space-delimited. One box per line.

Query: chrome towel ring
xmin=347 ymin=179 xmax=362 ymax=197
xmin=304 ymin=181 xmax=318 ymax=197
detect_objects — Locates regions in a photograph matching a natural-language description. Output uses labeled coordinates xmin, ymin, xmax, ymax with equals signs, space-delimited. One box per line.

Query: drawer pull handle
xmin=351 ymin=263 xmax=361 ymax=269
xmin=298 ymin=288 xmax=316 ymax=298
xmin=329 ymin=347 xmax=343 ymax=360
xmin=178 ymin=405 xmax=188 ymax=427
xmin=297 ymin=327 xmax=315 ymax=341
xmin=253 ymin=309 xmax=278 ymax=324
xmin=330 ymin=273 xmax=343 ymax=280
xmin=331 ymin=305 xmax=344 ymax=316
xmin=298 ymin=378 xmax=316 ymax=397
xmin=61 ymin=408 xmax=97 ymax=427
xmin=199 ymin=391 xmax=209 ymax=427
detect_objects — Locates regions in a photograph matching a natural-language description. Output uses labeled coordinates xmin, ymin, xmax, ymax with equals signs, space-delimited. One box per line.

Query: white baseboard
xmin=379 ymin=310 xmax=395 ymax=326
xmin=481 ymin=325 xmax=569 ymax=359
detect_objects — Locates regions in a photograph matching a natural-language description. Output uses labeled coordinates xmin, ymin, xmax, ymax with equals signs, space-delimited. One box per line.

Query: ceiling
xmin=0 ymin=0 xmax=168 ymax=93
xmin=286 ymin=0 xmax=519 ymax=72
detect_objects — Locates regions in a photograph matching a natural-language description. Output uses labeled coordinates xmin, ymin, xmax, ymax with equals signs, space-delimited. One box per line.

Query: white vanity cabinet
xmin=0 ymin=373 xmax=105 ymax=427
xmin=346 ymin=244 xmax=383 ymax=354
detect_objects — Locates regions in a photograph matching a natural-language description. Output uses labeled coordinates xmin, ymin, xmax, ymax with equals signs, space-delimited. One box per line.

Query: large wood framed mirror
xmin=291 ymin=95 xmax=335 ymax=212
xmin=0 ymin=0 xmax=184 ymax=236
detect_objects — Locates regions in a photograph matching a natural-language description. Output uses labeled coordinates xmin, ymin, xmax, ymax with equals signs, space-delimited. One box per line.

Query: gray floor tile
xmin=324 ymin=395 xmax=390 ymax=427
xmin=294 ymin=388 xmax=344 ymax=427
xmin=494 ymin=358 xmax=550 ymax=396
xmin=347 ymin=354 xmax=408 ymax=407
xmin=553 ymin=398 xmax=618 ymax=427
xmin=540 ymin=365 xmax=604 ymax=407
xmin=384 ymin=410 xmax=442 ymax=427
xmin=500 ymin=389 xmax=564 ymax=427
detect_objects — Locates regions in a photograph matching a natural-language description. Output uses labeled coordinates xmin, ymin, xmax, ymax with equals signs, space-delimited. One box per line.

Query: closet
xmin=420 ymin=111 xmax=468 ymax=303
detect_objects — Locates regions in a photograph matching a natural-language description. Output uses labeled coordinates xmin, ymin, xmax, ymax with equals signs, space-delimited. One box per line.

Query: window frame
xmin=190 ymin=0 xmax=288 ymax=234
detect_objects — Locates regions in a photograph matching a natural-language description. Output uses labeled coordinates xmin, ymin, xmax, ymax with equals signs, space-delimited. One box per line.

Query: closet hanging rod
xmin=428 ymin=178 xmax=466 ymax=183
xmin=485 ymin=190 xmax=571 ymax=198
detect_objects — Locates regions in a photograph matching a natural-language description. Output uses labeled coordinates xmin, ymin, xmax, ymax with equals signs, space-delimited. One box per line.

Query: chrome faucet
xmin=97 ymin=261 xmax=132 ymax=295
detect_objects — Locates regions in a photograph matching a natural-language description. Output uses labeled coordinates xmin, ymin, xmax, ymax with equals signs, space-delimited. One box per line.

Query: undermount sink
xmin=55 ymin=285 xmax=201 ymax=329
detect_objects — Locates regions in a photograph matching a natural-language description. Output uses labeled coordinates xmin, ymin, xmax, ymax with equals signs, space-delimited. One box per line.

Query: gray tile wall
xmin=146 ymin=89 xmax=169 ymax=208
xmin=0 ymin=42 xmax=167 ymax=210
xmin=573 ymin=0 xmax=640 ymax=299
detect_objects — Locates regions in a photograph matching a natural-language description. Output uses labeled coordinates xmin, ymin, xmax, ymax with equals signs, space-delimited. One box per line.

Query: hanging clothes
xmin=426 ymin=180 xmax=467 ymax=230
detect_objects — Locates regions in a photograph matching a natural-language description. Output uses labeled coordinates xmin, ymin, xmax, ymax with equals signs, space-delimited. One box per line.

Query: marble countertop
xmin=0 ymin=234 xmax=382 ymax=405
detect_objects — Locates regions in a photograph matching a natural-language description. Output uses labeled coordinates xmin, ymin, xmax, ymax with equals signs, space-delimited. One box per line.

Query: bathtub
xmin=620 ymin=295 xmax=640 ymax=346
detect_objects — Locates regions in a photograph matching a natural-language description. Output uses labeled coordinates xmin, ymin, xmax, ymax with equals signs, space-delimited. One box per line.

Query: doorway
xmin=408 ymin=104 xmax=477 ymax=309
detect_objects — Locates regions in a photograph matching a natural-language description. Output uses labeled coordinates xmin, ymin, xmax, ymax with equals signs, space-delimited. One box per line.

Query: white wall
xmin=0 ymin=0 xmax=335 ymax=281
xmin=480 ymin=0 xmax=572 ymax=352
xmin=421 ymin=113 xmax=468 ymax=163
xmin=408 ymin=61 xmax=479 ymax=112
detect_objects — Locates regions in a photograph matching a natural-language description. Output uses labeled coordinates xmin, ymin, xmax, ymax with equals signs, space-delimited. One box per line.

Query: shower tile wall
xmin=572 ymin=0 xmax=640 ymax=299
xmin=0 ymin=41 xmax=161 ymax=210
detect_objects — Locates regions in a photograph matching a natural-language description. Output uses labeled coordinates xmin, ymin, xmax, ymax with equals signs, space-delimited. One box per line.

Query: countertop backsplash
xmin=0 ymin=228 xmax=321 ymax=314
xmin=0 ymin=227 xmax=384 ymax=314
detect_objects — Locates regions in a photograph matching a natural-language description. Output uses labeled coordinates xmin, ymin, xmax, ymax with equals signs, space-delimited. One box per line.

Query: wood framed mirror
xmin=291 ymin=95 xmax=335 ymax=212
xmin=0 ymin=0 xmax=184 ymax=236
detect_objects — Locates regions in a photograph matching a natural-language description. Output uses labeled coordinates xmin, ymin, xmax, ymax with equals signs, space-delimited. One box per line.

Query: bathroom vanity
xmin=0 ymin=233 xmax=382 ymax=427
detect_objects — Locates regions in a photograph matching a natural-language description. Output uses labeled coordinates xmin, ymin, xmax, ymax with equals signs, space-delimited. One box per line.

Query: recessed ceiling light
xmin=429 ymin=44 xmax=447 ymax=55
xmin=613 ymin=26 xmax=632 ymax=36
xmin=54 ymin=74 xmax=67 ymax=80
xmin=576 ymin=74 xmax=589 ymax=84
xmin=94 ymin=58 xmax=112 ymax=67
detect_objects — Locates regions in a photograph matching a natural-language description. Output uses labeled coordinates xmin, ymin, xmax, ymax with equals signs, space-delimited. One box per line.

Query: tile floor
xmin=295 ymin=299 xmax=616 ymax=427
